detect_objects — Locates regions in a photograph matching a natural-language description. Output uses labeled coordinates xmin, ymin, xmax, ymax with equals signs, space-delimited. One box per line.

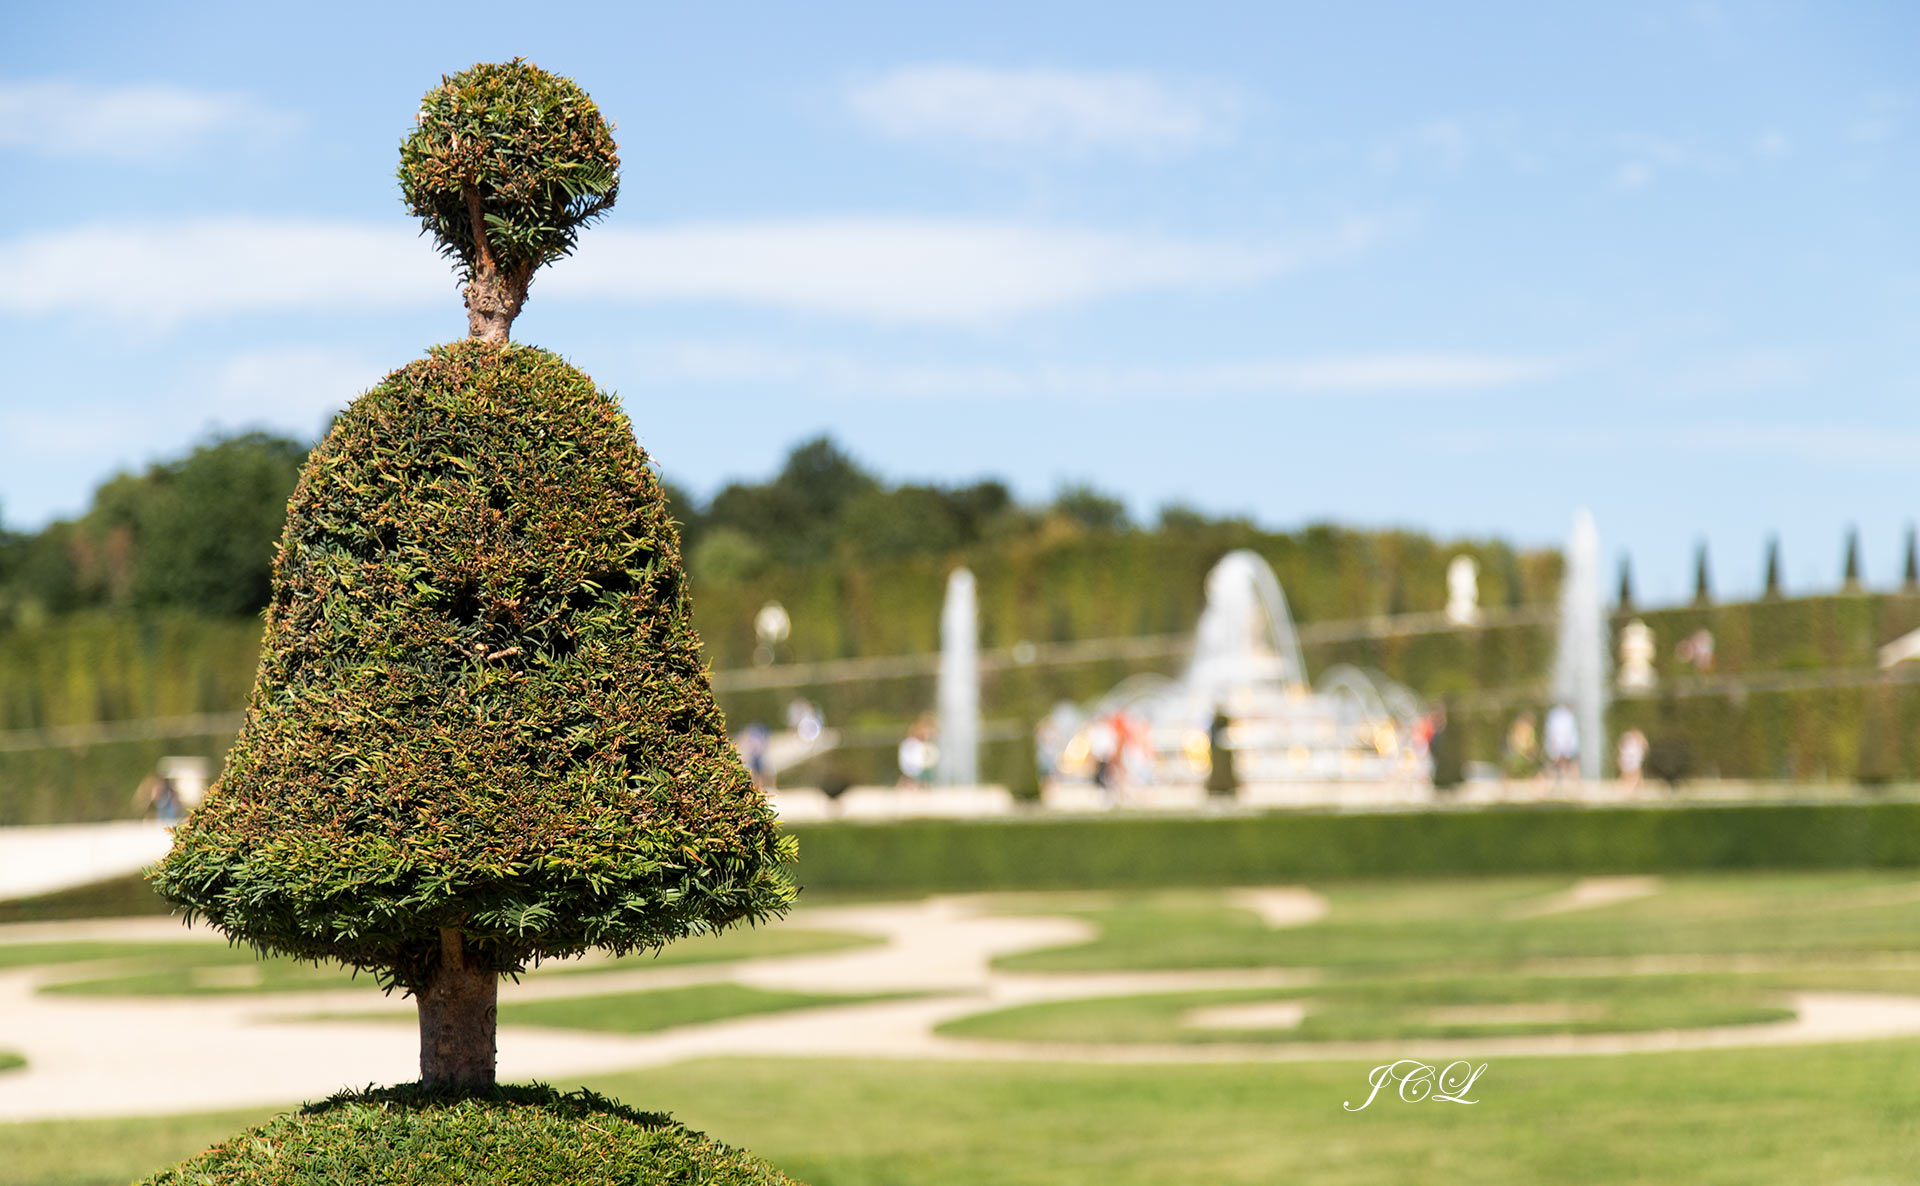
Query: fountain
xmin=937 ymin=567 xmax=979 ymax=786
xmin=1551 ymin=510 xmax=1610 ymax=780
xmin=1040 ymin=549 xmax=1428 ymax=806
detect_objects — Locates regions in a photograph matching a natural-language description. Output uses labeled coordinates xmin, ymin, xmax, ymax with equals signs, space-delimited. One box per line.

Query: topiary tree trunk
xmin=419 ymin=928 xmax=498 ymax=1088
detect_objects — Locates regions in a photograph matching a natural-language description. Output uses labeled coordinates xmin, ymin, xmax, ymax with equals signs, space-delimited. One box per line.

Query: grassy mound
xmin=138 ymin=1083 xmax=800 ymax=1185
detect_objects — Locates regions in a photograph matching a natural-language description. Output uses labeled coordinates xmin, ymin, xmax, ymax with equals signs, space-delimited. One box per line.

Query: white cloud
xmin=0 ymin=79 xmax=292 ymax=160
xmin=634 ymin=342 xmax=1561 ymax=399
xmin=845 ymin=65 xmax=1239 ymax=153
xmin=1 ymin=214 xmax=1380 ymax=329
xmin=0 ymin=219 xmax=450 ymax=327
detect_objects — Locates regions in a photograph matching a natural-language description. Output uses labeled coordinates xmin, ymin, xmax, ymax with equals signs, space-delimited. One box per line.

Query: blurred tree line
xmin=2 ymin=431 xmax=1542 ymax=626
xmin=0 ymin=433 xmax=308 ymax=622
xmin=667 ymin=436 xmax=1138 ymax=584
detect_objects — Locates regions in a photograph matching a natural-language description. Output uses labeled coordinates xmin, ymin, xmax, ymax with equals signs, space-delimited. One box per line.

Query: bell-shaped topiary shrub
xmin=150 ymin=58 xmax=795 ymax=1131
xmin=138 ymin=1084 xmax=800 ymax=1185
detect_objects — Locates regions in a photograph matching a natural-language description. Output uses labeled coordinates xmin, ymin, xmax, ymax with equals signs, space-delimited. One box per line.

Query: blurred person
xmin=1087 ymin=716 xmax=1121 ymax=804
xmin=737 ymin=722 xmax=773 ymax=790
xmin=786 ymin=697 xmax=824 ymax=745
xmin=1618 ymin=728 xmax=1649 ymax=789
xmin=1543 ymin=703 xmax=1579 ymax=784
xmin=1503 ymin=711 xmax=1540 ymax=779
xmin=134 ymin=770 xmax=183 ymax=826
xmin=897 ymin=714 xmax=938 ymax=787
xmin=1676 ymin=628 xmax=1716 ymax=673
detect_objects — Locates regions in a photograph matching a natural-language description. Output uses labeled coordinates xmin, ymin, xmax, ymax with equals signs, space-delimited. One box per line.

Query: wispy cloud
xmin=845 ymin=65 xmax=1240 ymax=154
xmin=0 ymin=219 xmax=450 ymax=328
xmin=633 ymin=341 xmax=1561 ymax=399
xmin=1436 ymin=423 xmax=1920 ymax=467
xmin=0 ymin=79 xmax=293 ymax=160
xmin=1 ymin=214 xmax=1383 ymax=329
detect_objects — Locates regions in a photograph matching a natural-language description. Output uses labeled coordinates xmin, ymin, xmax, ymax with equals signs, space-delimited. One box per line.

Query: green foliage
xmin=152 ymin=340 xmax=793 ymax=989
xmin=398 ymin=61 xmax=619 ymax=287
xmin=0 ymin=436 xmax=306 ymax=620
xmin=786 ymin=802 xmax=1920 ymax=894
xmin=0 ymin=1052 xmax=21 ymax=1073
xmin=138 ymin=1084 xmax=798 ymax=1186
xmin=1050 ymin=483 xmax=1130 ymax=533
xmin=132 ymin=434 xmax=311 ymax=615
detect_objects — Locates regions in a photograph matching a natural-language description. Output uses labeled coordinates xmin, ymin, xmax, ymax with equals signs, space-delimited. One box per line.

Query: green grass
xmin=938 ymin=973 xmax=1795 ymax=1045
xmin=0 ymin=873 xmax=173 ymax=924
xmin=527 ymin=926 xmax=879 ymax=976
xmin=10 ymin=1047 xmax=1919 ymax=1186
xmin=499 ymin=983 xmax=905 ymax=1034
xmin=0 ymin=941 xmax=229 ymax=972
xmin=305 ymin=983 xmax=905 ymax=1034
xmin=991 ymin=873 xmax=1920 ymax=974
xmin=16 ymin=925 xmax=874 ymax=997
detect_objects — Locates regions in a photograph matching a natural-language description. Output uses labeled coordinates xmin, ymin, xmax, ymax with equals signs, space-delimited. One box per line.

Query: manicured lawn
xmin=991 ymin=873 xmax=1920 ymax=973
xmin=19 ymin=926 xmax=875 ymax=997
xmin=499 ymin=983 xmax=905 ymax=1034
xmin=938 ymin=973 xmax=1794 ymax=1045
xmin=529 ymin=926 xmax=879 ymax=977
xmin=8 ymin=1045 xmax=1920 ymax=1186
xmin=0 ymin=942 xmax=229 ymax=972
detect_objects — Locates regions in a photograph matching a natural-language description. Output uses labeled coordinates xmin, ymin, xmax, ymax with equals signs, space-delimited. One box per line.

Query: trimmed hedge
xmin=786 ymin=802 xmax=1920 ymax=893
xmin=139 ymin=1083 xmax=798 ymax=1185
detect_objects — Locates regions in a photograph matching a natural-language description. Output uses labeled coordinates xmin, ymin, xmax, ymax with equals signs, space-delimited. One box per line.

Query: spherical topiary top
xmin=400 ymin=59 xmax=619 ymax=285
xmin=152 ymin=339 xmax=794 ymax=988
xmin=138 ymin=1084 xmax=803 ymax=1185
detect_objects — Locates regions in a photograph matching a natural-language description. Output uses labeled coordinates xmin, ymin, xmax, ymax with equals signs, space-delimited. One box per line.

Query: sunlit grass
xmin=21 ymin=926 xmax=877 ymax=997
xmin=990 ymin=873 xmax=1920 ymax=974
xmin=13 ymin=1048 xmax=1920 ymax=1186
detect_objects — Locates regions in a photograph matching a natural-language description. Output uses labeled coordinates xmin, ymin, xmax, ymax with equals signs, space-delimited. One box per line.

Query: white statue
xmin=1618 ymin=619 xmax=1656 ymax=691
xmin=1445 ymin=555 xmax=1480 ymax=625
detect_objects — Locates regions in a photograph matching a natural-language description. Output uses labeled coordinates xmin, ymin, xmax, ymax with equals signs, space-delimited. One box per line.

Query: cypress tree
xmin=1692 ymin=541 xmax=1712 ymax=606
xmin=1616 ymin=555 xmax=1634 ymax=611
xmin=151 ymin=61 xmax=793 ymax=1092
xmin=1905 ymin=524 xmax=1919 ymax=592
xmin=1843 ymin=525 xmax=1862 ymax=591
xmin=1764 ymin=536 xmax=1783 ymax=599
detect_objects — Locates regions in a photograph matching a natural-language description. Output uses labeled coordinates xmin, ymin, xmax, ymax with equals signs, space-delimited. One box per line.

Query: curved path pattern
xmin=5 ymin=891 xmax=1920 ymax=1121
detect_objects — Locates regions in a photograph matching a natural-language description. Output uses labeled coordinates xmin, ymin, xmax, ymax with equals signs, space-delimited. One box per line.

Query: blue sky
xmin=2 ymin=0 xmax=1914 ymax=603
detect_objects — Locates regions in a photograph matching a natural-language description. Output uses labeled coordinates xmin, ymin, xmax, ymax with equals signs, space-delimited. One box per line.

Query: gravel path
xmin=4 ymin=891 xmax=1920 ymax=1121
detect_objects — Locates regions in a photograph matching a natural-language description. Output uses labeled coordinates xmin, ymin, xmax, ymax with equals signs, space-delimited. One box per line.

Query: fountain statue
xmin=1618 ymin=619 xmax=1657 ymax=691
xmin=1039 ymin=549 xmax=1428 ymax=803
xmin=1445 ymin=555 xmax=1481 ymax=625
xmin=1551 ymin=510 xmax=1610 ymax=780
xmin=937 ymin=567 xmax=979 ymax=786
